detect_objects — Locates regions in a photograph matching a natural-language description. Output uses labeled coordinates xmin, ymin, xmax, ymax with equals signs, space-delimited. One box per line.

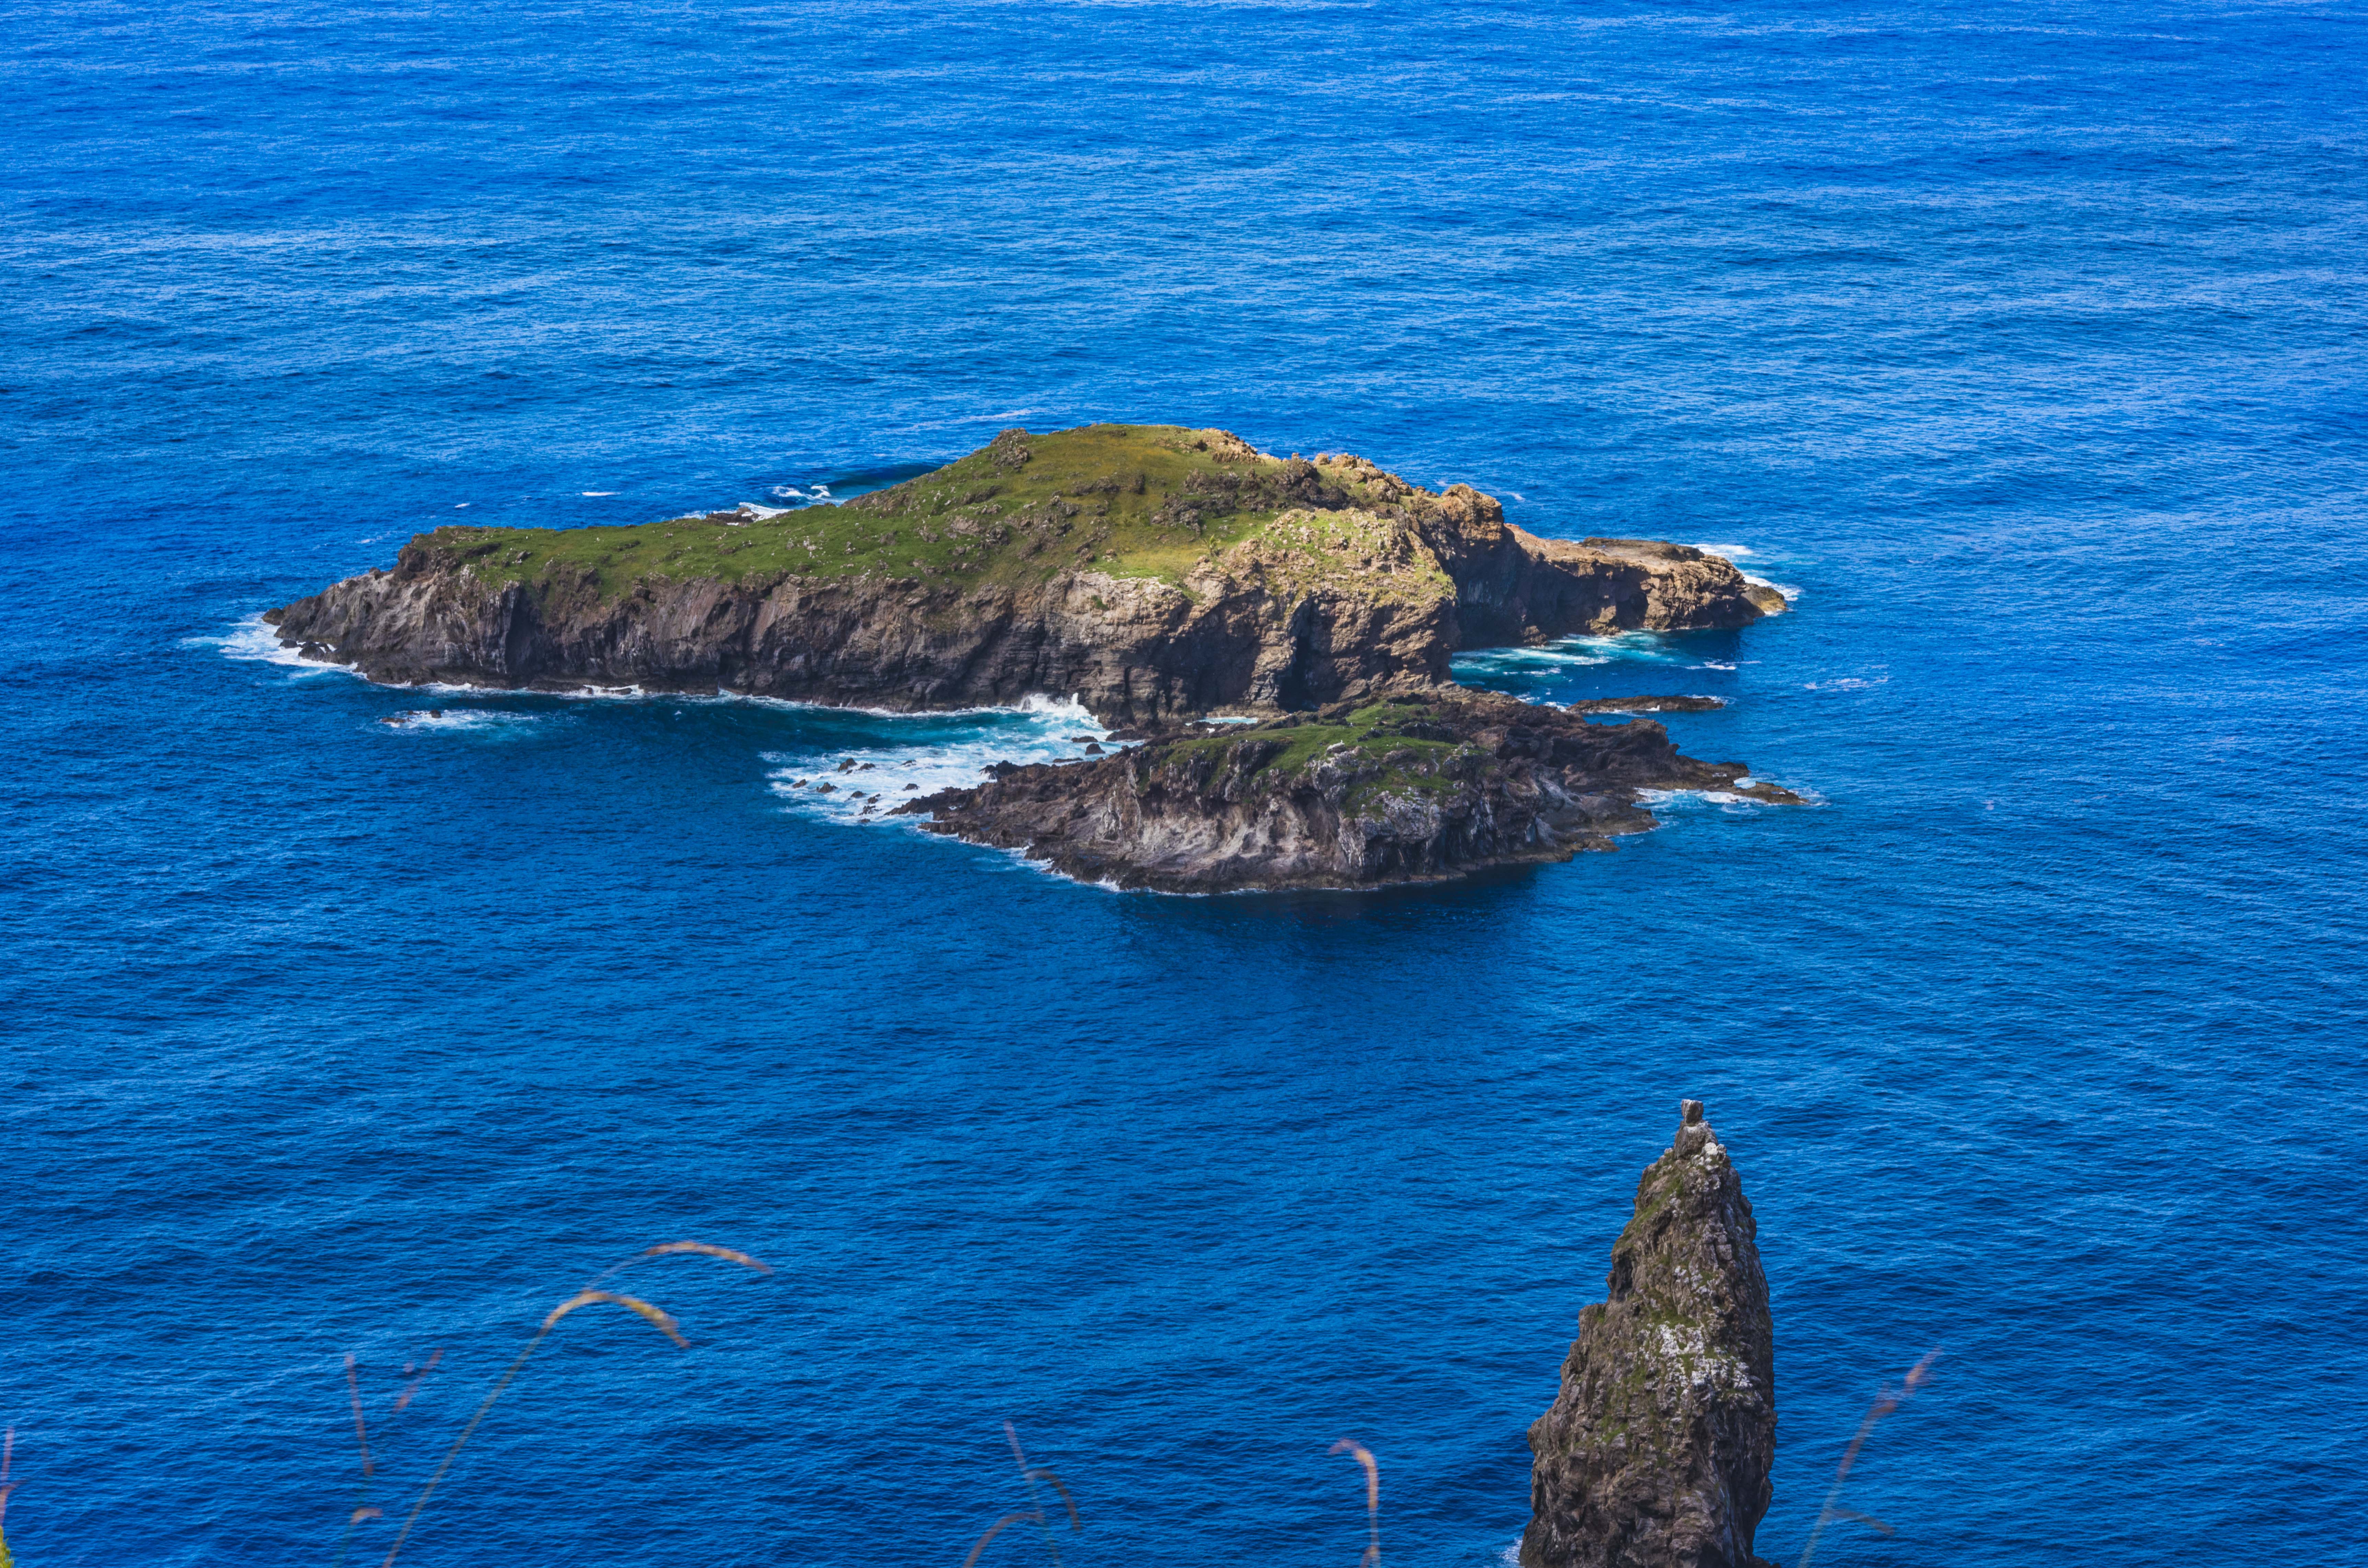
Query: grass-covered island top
xmin=416 ymin=424 xmax=1467 ymax=599
xmin=268 ymin=419 xmax=1779 ymax=771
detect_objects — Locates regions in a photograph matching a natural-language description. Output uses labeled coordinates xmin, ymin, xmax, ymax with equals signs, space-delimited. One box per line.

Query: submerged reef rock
xmin=265 ymin=424 xmax=1782 ymax=723
xmin=1523 ymin=1101 xmax=1778 ymax=1568
xmin=897 ymin=690 xmax=1798 ymax=893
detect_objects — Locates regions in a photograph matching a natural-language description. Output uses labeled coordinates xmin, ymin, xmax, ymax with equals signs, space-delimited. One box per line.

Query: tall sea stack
xmin=1522 ymin=1101 xmax=1778 ymax=1568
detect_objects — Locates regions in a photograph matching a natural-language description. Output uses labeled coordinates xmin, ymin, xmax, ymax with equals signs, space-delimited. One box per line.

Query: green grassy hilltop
xmin=406 ymin=424 xmax=1457 ymax=600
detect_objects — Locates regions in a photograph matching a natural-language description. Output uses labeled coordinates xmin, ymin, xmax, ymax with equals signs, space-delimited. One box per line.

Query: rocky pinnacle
xmin=1521 ymin=1101 xmax=1778 ymax=1568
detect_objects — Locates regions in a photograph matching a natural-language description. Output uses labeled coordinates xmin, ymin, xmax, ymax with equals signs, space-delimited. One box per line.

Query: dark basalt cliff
xmin=265 ymin=425 xmax=1781 ymax=724
xmin=897 ymin=690 xmax=1797 ymax=893
xmin=1524 ymin=1101 xmax=1778 ymax=1568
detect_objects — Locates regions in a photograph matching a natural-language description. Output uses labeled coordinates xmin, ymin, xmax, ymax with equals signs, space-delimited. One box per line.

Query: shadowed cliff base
xmin=265 ymin=424 xmax=1782 ymax=723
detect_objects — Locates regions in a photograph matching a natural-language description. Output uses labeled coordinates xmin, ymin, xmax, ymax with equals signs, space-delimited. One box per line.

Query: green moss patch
xmin=403 ymin=423 xmax=1457 ymax=602
xmin=1156 ymin=698 xmax=1484 ymax=803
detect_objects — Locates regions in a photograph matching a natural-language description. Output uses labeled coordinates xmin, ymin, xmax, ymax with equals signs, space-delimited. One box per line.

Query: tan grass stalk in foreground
xmin=390 ymin=1350 xmax=444 ymax=1416
xmin=344 ymin=1356 xmax=374 ymax=1478
xmin=637 ymin=1242 xmax=772 ymax=1273
xmin=1 ymin=1425 xmax=16 ymax=1568
xmin=375 ymin=1240 xmax=770 ymax=1567
xmin=1329 ymin=1439 xmax=1380 ymax=1568
xmin=1794 ymin=1349 xmax=1941 ymax=1568
xmin=1002 ymin=1422 xmax=1080 ymax=1567
xmin=331 ymin=1354 xmax=380 ymax=1568
xmin=961 ymin=1510 xmax=1044 ymax=1568
xmin=334 ymin=1350 xmax=446 ymax=1568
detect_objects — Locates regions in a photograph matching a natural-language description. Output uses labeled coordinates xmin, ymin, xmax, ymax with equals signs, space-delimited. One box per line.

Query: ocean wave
xmin=1689 ymin=541 xmax=1803 ymax=602
xmin=763 ymin=701 xmax=1115 ymax=827
xmin=372 ymin=707 xmax=540 ymax=736
xmin=1452 ymin=630 xmax=1692 ymax=682
xmin=1637 ymin=787 xmax=1778 ymax=811
xmin=190 ymin=615 xmax=354 ymax=677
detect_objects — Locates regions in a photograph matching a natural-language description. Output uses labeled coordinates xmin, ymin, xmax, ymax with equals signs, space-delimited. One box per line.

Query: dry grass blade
xmin=1003 ymin=1421 xmax=1068 ymax=1566
xmin=345 ymin=1355 xmax=375 ymax=1478
xmin=961 ymin=1510 xmax=1044 ymax=1568
xmin=350 ymin=1507 xmax=384 ymax=1524
xmin=390 ymin=1349 xmax=444 ymax=1416
xmin=381 ymin=1285 xmax=694 ymax=1566
xmin=1329 ymin=1440 xmax=1380 ymax=1567
xmin=540 ymin=1290 xmax=689 ymax=1347
xmin=0 ymin=1423 xmax=14 ymax=1568
xmin=639 ymin=1241 xmax=773 ymax=1274
xmin=1025 ymin=1467 xmax=1081 ymax=1531
xmin=1796 ymin=1348 xmax=1943 ymax=1568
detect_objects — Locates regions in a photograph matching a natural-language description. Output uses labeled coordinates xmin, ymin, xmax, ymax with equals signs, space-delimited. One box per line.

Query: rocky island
xmin=267 ymin=424 xmax=1781 ymax=716
xmin=1525 ymin=1100 xmax=1778 ymax=1568
xmin=268 ymin=424 xmax=1798 ymax=891
xmin=900 ymin=690 xmax=1797 ymax=893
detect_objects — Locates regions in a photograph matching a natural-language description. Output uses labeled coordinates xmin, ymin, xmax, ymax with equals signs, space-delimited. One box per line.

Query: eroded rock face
xmin=898 ymin=690 xmax=1796 ymax=893
xmin=262 ymin=427 xmax=1779 ymax=723
xmin=1523 ymin=1101 xmax=1777 ymax=1568
xmin=267 ymin=556 xmax=1452 ymax=723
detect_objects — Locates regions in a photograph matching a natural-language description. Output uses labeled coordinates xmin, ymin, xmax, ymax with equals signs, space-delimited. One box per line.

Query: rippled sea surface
xmin=5 ymin=3 xmax=2364 ymax=1564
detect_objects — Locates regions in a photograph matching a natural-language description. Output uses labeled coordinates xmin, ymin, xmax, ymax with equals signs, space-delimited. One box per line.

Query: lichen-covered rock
xmin=263 ymin=425 xmax=1779 ymax=723
xmin=898 ymin=691 xmax=1796 ymax=893
xmin=1523 ymin=1101 xmax=1777 ymax=1568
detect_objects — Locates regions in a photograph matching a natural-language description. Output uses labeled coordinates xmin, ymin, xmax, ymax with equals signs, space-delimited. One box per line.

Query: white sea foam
xmin=190 ymin=615 xmax=353 ymax=677
xmin=373 ymin=707 xmax=539 ymax=736
xmin=1452 ymin=630 xmax=1691 ymax=682
xmin=1689 ymin=541 xmax=1803 ymax=602
xmin=1803 ymin=675 xmax=1886 ymax=691
xmin=764 ymin=699 xmax=1117 ymax=827
xmin=1637 ymin=787 xmax=1776 ymax=812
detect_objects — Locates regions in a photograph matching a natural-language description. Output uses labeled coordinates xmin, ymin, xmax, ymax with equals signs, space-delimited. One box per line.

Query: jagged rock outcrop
xmin=1524 ymin=1101 xmax=1777 ymax=1568
xmin=896 ymin=691 xmax=1796 ymax=892
xmin=264 ymin=425 xmax=1782 ymax=724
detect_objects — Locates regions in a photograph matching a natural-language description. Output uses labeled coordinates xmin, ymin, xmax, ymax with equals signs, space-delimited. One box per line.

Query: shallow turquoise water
xmin=3 ymin=2 xmax=2364 ymax=1564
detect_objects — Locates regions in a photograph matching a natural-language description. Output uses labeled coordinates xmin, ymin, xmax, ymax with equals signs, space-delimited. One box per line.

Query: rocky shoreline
xmin=265 ymin=425 xmax=1781 ymax=724
xmin=267 ymin=425 xmax=1797 ymax=892
xmin=898 ymin=689 xmax=1797 ymax=894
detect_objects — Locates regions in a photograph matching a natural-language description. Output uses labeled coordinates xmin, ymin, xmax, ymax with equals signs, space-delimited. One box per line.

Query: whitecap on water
xmin=1636 ymin=787 xmax=1777 ymax=812
xmin=763 ymin=695 xmax=1117 ymax=827
xmin=1452 ymin=630 xmax=1692 ymax=684
xmin=373 ymin=707 xmax=540 ymax=736
xmin=1689 ymin=542 xmax=1803 ymax=603
xmin=188 ymin=614 xmax=351 ymax=677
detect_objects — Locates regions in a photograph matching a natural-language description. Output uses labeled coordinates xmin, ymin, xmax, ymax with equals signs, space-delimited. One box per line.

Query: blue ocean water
xmin=4 ymin=1 xmax=2365 ymax=1563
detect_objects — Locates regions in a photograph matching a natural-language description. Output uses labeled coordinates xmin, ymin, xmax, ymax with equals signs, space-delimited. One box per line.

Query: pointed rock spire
xmin=1522 ymin=1100 xmax=1778 ymax=1568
